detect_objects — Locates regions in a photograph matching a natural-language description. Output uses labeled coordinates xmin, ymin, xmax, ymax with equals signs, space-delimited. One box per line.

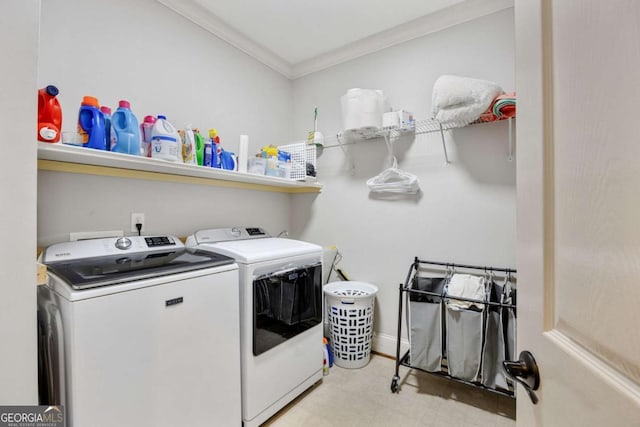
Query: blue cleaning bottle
xmin=203 ymin=136 xmax=213 ymax=167
xmin=100 ymin=106 xmax=112 ymax=151
xmin=111 ymin=100 xmax=141 ymax=155
xmin=78 ymin=96 xmax=106 ymax=150
xmin=208 ymin=129 xmax=221 ymax=168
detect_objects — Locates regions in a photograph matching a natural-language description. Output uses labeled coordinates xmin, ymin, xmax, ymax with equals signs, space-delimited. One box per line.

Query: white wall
xmin=0 ymin=0 xmax=39 ymax=404
xmin=291 ymin=9 xmax=516 ymax=355
xmin=36 ymin=1 xmax=516 ymax=358
xmin=37 ymin=0 xmax=295 ymax=245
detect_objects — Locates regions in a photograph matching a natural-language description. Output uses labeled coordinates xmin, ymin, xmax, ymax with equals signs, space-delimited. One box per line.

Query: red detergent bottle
xmin=38 ymin=85 xmax=62 ymax=142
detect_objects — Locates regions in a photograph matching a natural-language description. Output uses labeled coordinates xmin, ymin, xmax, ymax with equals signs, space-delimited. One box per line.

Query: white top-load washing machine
xmin=186 ymin=227 xmax=323 ymax=427
xmin=38 ymin=236 xmax=242 ymax=427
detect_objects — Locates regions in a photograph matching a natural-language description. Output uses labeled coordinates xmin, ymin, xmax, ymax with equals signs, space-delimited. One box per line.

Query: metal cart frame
xmin=390 ymin=257 xmax=516 ymax=398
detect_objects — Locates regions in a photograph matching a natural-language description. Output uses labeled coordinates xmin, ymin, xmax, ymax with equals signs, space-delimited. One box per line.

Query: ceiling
xmin=193 ymin=0 xmax=465 ymax=64
xmin=158 ymin=0 xmax=513 ymax=79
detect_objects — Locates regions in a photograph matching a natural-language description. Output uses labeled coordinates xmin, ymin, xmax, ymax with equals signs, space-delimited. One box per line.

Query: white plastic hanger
xmin=366 ymin=135 xmax=420 ymax=194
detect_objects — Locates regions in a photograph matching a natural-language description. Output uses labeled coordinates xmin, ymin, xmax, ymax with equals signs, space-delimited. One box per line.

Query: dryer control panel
xmin=193 ymin=227 xmax=270 ymax=244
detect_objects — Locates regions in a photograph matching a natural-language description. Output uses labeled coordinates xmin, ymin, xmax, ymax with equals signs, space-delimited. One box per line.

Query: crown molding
xmin=157 ymin=0 xmax=294 ymax=78
xmin=291 ymin=0 xmax=514 ymax=79
xmin=158 ymin=0 xmax=513 ymax=81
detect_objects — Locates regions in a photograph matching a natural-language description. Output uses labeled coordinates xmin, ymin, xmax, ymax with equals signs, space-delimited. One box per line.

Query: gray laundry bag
xmin=481 ymin=281 xmax=508 ymax=389
xmin=445 ymin=276 xmax=485 ymax=383
xmin=408 ymin=277 xmax=446 ymax=372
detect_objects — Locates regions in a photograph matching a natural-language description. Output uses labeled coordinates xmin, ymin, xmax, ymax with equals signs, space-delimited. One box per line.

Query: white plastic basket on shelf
xmin=277 ymin=142 xmax=316 ymax=181
xmin=324 ymin=281 xmax=378 ymax=369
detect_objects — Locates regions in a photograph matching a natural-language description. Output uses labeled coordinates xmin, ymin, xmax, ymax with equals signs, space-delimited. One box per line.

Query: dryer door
xmin=253 ymin=263 xmax=322 ymax=355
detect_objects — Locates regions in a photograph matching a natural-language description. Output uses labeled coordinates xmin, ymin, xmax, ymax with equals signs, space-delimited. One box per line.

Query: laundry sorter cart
xmin=390 ymin=257 xmax=516 ymax=397
xmin=325 ymin=281 xmax=378 ymax=369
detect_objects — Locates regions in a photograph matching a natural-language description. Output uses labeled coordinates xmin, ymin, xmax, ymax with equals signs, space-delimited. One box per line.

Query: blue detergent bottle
xmin=203 ymin=136 xmax=213 ymax=167
xmin=78 ymin=96 xmax=106 ymax=150
xmin=100 ymin=106 xmax=112 ymax=151
xmin=111 ymin=100 xmax=141 ymax=155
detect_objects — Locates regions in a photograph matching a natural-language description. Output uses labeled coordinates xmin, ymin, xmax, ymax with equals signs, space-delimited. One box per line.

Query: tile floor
xmin=263 ymin=354 xmax=516 ymax=427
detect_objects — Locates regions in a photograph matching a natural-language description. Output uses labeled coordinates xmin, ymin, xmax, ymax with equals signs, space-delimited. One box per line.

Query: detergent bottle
xmin=140 ymin=115 xmax=156 ymax=157
xmin=220 ymin=148 xmax=236 ymax=170
xmin=100 ymin=106 xmax=112 ymax=151
xmin=209 ymin=129 xmax=223 ymax=168
xmin=151 ymin=115 xmax=181 ymax=162
xmin=182 ymin=125 xmax=197 ymax=164
xmin=111 ymin=100 xmax=141 ymax=155
xmin=214 ymin=136 xmax=223 ymax=169
xmin=37 ymin=85 xmax=62 ymax=143
xmin=194 ymin=129 xmax=204 ymax=166
xmin=78 ymin=96 xmax=106 ymax=150
xmin=203 ymin=132 xmax=213 ymax=167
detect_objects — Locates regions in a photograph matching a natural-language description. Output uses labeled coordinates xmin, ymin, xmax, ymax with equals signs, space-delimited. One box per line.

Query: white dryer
xmin=38 ymin=236 xmax=242 ymax=427
xmin=186 ymin=227 xmax=323 ymax=427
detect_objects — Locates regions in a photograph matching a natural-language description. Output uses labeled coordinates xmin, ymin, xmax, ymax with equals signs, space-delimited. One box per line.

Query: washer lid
xmin=199 ymin=237 xmax=321 ymax=264
xmin=45 ymin=248 xmax=235 ymax=290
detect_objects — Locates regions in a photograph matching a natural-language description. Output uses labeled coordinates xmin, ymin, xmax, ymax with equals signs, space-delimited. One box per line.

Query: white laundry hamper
xmin=324 ymin=281 xmax=378 ymax=369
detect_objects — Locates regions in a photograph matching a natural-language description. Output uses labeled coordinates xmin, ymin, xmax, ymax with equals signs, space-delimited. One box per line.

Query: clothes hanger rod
xmin=415 ymin=258 xmax=516 ymax=273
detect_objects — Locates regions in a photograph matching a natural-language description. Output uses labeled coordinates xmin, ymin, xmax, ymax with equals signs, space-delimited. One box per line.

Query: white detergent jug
xmin=151 ymin=115 xmax=182 ymax=162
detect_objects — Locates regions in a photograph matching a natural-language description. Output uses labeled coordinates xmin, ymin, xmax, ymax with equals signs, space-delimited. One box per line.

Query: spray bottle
xmin=194 ymin=129 xmax=204 ymax=166
xmin=209 ymin=129 xmax=221 ymax=168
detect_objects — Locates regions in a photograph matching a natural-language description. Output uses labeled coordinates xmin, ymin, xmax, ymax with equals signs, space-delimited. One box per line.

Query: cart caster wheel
xmin=390 ymin=376 xmax=400 ymax=393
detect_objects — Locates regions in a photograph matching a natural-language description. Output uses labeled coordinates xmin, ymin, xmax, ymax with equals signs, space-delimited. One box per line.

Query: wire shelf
xmin=320 ymin=116 xmax=503 ymax=148
xmin=276 ymin=116 xmax=514 ymax=167
xmin=323 ymin=116 xmax=515 ymax=164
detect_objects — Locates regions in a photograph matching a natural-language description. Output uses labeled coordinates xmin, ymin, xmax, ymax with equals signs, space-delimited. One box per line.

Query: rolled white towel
xmin=432 ymin=75 xmax=503 ymax=125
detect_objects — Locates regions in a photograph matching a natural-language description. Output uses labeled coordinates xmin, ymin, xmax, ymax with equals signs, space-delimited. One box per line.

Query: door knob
xmin=503 ymin=350 xmax=540 ymax=404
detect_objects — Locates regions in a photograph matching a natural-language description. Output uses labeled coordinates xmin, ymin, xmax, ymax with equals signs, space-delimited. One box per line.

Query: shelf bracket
xmin=439 ymin=123 xmax=450 ymax=164
xmin=507 ymin=117 xmax=514 ymax=162
xmin=336 ymin=132 xmax=356 ymax=175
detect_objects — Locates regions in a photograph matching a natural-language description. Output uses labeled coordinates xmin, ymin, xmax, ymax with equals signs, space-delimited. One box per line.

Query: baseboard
xmin=372 ymin=332 xmax=409 ymax=359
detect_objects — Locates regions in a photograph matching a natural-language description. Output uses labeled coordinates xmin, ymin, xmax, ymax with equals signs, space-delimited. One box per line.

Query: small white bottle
xmin=151 ymin=115 xmax=182 ymax=162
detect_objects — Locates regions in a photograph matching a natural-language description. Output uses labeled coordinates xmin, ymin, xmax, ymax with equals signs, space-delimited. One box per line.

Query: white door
xmin=516 ymin=0 xmax=640 ymax=424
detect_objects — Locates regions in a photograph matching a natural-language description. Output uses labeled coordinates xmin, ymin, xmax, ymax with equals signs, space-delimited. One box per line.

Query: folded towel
xmin=478 ymin=110 xmax=498 ymax=123
xmin=492 ymin=92 xmax=516 ymax=119
xmin=432 ymin=75 xmax=503 ymax=125
xmin=446 ymin=273 xmax=486 ymax=311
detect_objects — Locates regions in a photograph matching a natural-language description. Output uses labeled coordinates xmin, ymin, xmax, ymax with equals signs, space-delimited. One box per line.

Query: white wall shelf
xmin=37 ymin=142 xmax=322 ymax=194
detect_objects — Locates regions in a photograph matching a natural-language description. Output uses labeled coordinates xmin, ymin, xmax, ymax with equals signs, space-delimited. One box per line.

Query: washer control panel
xmin=43 ymin=235 xmax=184 ymax=262
xmin=115 ymin=237 xmax=132 ymax=250
xmin=246 ymin=227 xmax=266 ymax=236
xmin=145 ymin=236 xmax=176 ymax=247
